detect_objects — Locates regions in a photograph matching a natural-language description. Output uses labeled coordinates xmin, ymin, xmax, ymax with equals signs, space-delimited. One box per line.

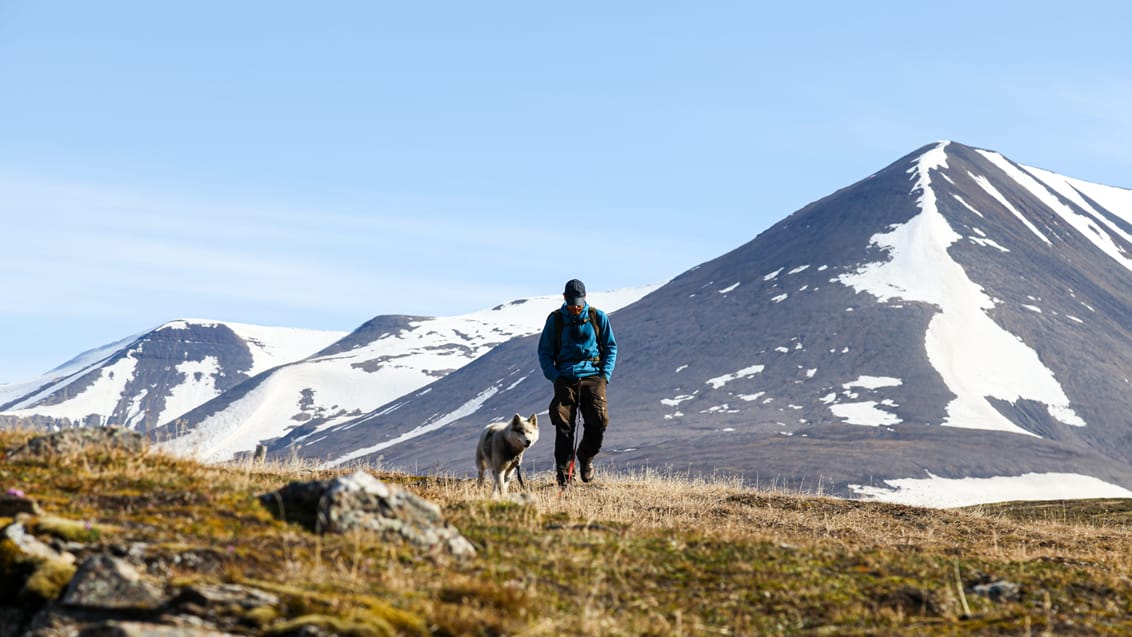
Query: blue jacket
xmin=537 ymin=303 xmax=617 ymax=382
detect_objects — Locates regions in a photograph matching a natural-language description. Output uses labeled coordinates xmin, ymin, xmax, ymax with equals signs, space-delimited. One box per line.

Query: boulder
xmin=62 ymin=555 xmax=164 ymax=610
xmin=260 ymin=471 xmax=475 ymax=558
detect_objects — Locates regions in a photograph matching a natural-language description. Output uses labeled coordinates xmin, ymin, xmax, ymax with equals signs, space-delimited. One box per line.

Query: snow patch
xmin=969 ymin=236 xmax=1010 ymax=252
xmin=850 ymin=472 xmax=1132 ymax=508
xmin=844 ymin=375 xmax=902 ymax=390
xmin=705 ymin=365 xmax=765 ymax=389
xmin=661 ymin=394 xmax=695 ymax=407
xmin=830 ymin=401 xmax=901 ymax=427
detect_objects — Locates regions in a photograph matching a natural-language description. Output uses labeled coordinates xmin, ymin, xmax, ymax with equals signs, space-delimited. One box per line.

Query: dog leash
xmin=562 ymin=396 xmax=582 ymax=490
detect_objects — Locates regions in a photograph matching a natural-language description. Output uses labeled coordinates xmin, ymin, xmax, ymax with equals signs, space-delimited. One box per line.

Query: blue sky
xmin=2 ymin=1 xmax=1130 ymax=383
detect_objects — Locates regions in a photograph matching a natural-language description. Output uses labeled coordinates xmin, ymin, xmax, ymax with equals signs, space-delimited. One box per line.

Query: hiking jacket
xmin=537 ymin=302 xmax=617 ymax=382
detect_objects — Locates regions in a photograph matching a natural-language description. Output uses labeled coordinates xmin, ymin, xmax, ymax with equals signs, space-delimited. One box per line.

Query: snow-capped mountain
xmin=265 ymin=141 xmax=1132 ymax=504
xmin=150 ymin=286 xmax=660 ymax=461
xmin=0 ymin=320 xmax=347 ymax=430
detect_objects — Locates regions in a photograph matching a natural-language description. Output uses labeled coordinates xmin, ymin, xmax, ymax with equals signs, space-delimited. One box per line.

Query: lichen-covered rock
xmin=62 ymin=554 xmax=164 ymax=610
xmin=0 ymin=520 xmax=77 ymax=602
xmin=260 ymin=471 xmax=476 ymax=558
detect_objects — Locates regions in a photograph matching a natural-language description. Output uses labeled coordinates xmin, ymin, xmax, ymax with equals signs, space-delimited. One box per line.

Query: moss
xmin=243 ymin=604 xmax=280 ymax=628
xmin=0 ymin=534 xmax=77 ymax=603
xmin=22 ymin=556 xmax=76 ymax=601
xmin=265 ymin=613 xmax=394 ymax=637
xmin=29 ymin=515 xmax=105 ymax=543
xmin=245 ymin=579 xmax=428 ymax=637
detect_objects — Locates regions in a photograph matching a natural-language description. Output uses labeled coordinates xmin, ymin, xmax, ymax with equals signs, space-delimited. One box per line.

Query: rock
xmin=260 ymin=471 xmax=476 ymax=558
xmin=0 ymin=490 xmax=44 ymax=516
xmin=0 ymin=521 xmax=78 ymax=602
xmin=62 ymin=555 xmax=164 ymax=610
xmin=170 ymin=582 xmax=279 ymax=615
xmin=75 ymin=621 xmax=242 ymax=636
xmin=8 ymin=546 xmax=289 ymax=636
xmin=3 ymin=520 xmax=75 ymax=564
xmin=971 ymin=580 xmax=1021 ymax=602
xmin=7 ymin=427 xmax=147 ymax=460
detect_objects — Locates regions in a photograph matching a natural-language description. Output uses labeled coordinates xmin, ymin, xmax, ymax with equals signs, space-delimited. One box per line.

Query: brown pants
xmin=549 ymin=375 xmax=609 ymax=468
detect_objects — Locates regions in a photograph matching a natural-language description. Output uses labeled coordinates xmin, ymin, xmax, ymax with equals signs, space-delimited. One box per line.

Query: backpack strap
xmin=552 ymin=310 xmax=563 ymax=358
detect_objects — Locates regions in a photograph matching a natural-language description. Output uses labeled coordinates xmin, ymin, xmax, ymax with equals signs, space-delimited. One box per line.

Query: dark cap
xmin=563 ymin=279 xmax=586 ymax=306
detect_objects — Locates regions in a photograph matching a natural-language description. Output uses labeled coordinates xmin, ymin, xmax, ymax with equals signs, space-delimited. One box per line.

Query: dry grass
xmin=3 ymin=427 xmax=1132 ymax=635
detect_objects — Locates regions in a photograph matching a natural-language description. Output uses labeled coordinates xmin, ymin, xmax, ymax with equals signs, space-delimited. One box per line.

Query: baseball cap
xmin=563 ymin=279 xmax=586 ymax=306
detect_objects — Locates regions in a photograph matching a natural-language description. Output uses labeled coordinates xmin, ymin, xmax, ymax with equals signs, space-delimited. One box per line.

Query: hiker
xmin=537 ymin=279 xmax=618 ymax=487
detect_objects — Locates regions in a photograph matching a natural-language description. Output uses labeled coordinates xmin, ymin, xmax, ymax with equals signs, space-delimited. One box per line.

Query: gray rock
xmin=971 ymin=580 xmax=1021 ymax=602
xmin=76 ymin=621 xmax=240 ymax=637
xmin=170 ymin=582 xmax=279 ymax=613
xmin=4 ymin=521 xmax=76 ymax=565
xmin=260 ymin=470 xmax=475 ymax=558
xmin=62 ymin=555 xmax=164 ymax=610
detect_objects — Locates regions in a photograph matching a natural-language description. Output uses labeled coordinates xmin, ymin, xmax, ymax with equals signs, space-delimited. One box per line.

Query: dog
xmin=476 ymin=413 xmax=539 ymax=497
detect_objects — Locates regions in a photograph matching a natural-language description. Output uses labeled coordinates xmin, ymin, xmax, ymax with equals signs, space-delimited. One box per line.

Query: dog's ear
xmin=527 ymin=413 xmax=538 ymax=427
xmin=510 ymin=413 xmax=523 ymax=427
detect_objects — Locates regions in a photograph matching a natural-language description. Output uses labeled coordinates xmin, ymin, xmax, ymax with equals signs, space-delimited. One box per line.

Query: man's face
xmin=566 ymin=302 xmax=584 ymax=316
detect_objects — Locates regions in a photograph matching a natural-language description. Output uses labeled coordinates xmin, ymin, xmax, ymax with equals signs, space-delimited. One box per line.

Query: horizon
xmin=3 ymin=2 xmax=1131 ymax=383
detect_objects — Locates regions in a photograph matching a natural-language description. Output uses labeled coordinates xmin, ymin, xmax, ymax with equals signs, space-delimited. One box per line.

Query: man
xmin=537 ymin=279 xmax=618 ymax=487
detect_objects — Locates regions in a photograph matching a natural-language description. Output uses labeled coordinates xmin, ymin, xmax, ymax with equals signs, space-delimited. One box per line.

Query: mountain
xmin=0 ymin=320 xmax=346 ymax=430
xmin=150 ymin=286 xmax=659 ymax=461
xmin=264 ymin=141 xmax=1132 ymax=502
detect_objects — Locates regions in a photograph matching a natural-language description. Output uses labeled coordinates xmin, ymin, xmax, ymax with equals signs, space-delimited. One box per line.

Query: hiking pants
xmin=549 ymin=375 xmax=609 ymax=468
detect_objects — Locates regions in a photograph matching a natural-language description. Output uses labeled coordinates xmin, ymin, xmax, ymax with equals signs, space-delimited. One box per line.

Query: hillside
xmin=276 ymin=141 xmax=1132 ymax=506
xmin=3 ymin=428 xmax=1132 ymax=635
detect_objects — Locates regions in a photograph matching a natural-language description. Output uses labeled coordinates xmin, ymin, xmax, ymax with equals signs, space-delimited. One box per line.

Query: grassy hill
xmin=2 ymin=427 xmax=1132 ymax=636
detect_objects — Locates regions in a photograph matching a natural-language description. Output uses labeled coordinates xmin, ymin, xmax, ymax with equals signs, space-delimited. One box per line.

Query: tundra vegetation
xmin=2 ymin=427 xmax=1131 ymax=636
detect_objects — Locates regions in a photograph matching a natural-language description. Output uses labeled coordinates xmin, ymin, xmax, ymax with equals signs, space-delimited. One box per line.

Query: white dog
xmin=476 ymin=413 xmax=539 ymax=497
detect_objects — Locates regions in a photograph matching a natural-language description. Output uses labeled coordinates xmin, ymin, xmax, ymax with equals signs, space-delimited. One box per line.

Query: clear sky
xmin=2 ymin=1 xmax=1130 ymax=383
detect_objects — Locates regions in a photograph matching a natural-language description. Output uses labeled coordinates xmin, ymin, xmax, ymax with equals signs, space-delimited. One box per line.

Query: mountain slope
xmin=277 ymin=141 xmax=1132 ymax=502
xmin=153 ymin=286 xmax=660 ymax=461
xmin=0 ymin=320 xmax=346 ymax=430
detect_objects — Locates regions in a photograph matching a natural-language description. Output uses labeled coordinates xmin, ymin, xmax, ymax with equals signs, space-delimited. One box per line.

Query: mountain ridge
xmin=5 ymin=140 xmax=1132 ymax=508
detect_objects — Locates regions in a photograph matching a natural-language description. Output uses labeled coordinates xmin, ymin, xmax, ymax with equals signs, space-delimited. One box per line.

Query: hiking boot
xmin=579 ymin=456 xmax=595 ymax=483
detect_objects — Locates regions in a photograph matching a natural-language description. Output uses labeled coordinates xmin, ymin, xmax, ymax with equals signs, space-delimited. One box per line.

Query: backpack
xmin=551 ymin=306 xmax=602 ymax=361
